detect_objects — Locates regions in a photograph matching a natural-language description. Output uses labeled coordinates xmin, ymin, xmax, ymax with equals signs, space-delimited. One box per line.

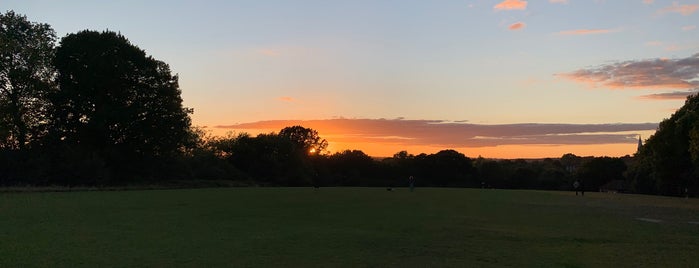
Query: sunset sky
xmin=6 ymin=0 xmax=699 ymax=158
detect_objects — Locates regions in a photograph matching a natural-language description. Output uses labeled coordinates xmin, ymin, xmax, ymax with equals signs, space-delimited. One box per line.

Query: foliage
xmin=0 ymin=11 xmax=56 ymax=150
xmin=630 ymin=94 xmax=699 ymax=196
xmin=46 ymin=30 xmax=194 ymax=183
xmin=279 ymin=125 xmax=328 ymax=155
xmin=576 ymin=157 xmax=626 ymax=191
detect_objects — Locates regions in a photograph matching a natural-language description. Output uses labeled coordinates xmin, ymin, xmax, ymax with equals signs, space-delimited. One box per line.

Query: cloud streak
xmin=557 ymin=29 xmax=617 ymax=35
xmin=558 ymin=53 xmax=699 ymax=90
xmin=494 ymin=0 xmax=527 ymax=10
xmin=657 ymin=2 xmax=699 ymax=16
xmin=215 ymin=119 xmax=658 ymax=148
xmin=638 ymin=91 xmax=698 ymax=100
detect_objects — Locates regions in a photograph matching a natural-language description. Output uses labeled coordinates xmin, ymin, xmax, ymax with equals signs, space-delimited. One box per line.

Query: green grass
xmin=1 ymin=188 xmax=698 ymax=267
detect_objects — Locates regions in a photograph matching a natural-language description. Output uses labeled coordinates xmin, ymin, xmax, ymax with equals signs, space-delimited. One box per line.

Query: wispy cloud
xmin=494 ymin=0 xmax=527 ymax=10
xmin=645 ymin=41 xmax=664 ymax=47
xmin=682 ymin=25 xmax=697 ymax=31
xmin=558 ymin=53 xmax=699 ymax=90
xmin=637 ymin=90 xmax=698 ymax=100
xmin=256 ymin=49 xmax=280 ymax=57
xmin=557 ymin=28 xmax=617 ymax=35
xmin=646 ymin=40 xmax=686 ymax=51
xmin=643 ymin=0 xmax=654 ymax=4
xmin=550 ymin=0 xmax=569 ymax=4
xmin=657 ymin=2 xmax=699 ymax=16
xmin=278 ymin=96 xmax=295 ymax=102
xmin=215 ymin=119 xmax=658 ymax=148
xmin=509 ymin=22 xmax=526 ymax=30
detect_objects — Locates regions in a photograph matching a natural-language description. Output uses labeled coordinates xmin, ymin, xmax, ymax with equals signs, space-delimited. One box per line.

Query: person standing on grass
xmin=573 ymin=180 xmax=581 ymax=196
xmin=409 ymin=175 xmax=415 ymax=192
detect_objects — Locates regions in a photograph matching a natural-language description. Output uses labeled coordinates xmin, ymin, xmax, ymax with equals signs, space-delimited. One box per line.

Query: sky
xmin=5 ymin=0 xmax=699 ymax=158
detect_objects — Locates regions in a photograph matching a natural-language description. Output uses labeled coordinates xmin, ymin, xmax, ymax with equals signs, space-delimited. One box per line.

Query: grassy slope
xmin=1 ymin=188 xmax=697 ymax=267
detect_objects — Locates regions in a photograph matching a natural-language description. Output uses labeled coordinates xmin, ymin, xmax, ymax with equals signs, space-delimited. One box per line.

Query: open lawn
xmin=1 ymin=187 xmax=698 ymax=267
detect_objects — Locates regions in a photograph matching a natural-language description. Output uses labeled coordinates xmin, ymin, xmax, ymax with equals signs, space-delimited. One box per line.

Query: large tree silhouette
xmin=0 ymin=11 xmax=56 ymax=150
xmin=631 ymin=94 xmax=699 ymax=195
xmin=50 ymin=30 xmax=193 ymax=181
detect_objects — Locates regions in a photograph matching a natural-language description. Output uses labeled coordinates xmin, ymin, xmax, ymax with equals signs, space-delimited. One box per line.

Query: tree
xmin=279 ymin=125 xmax=328 ymax=155
xmin=0 ymin=11 xmax=56 ymax=150
xmin=632 ymin=93 xmax=699 ymax=195
xmin=576 ymin=157 xmax=626 ymax=192
xmin=326 ymin=150 xmax=375 ymax=186
xmin=415 ymin=149 xmax=475 ymax=187
xmin=50 ymin=30 xmax=193 ymax=182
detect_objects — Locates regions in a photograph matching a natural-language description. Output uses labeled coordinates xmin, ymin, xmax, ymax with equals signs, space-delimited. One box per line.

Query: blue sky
xmin=5 ymin=0 xmax=699 ymax=157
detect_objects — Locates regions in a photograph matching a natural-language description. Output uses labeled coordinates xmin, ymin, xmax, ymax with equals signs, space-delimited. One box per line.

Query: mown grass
xmin=1 ymin=187 xmax=697 ymax=267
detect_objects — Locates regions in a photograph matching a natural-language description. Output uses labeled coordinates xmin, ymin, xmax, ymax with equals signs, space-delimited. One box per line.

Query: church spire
xmin=637 ymin=135 xmax=643 ymax=153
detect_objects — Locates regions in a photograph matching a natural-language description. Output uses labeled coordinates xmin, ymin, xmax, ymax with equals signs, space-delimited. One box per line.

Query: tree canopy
xmin=51 ymin=30 xmax=193 ymax=158
xmin=0 ymin=11 xmax=56 ymax=150
xmin=631 ymin=94 xmax=699 ymax=195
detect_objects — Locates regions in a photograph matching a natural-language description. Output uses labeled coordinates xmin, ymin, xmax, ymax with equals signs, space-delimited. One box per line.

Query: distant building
xmin=637 ymin=135 xmax=643 ymax=154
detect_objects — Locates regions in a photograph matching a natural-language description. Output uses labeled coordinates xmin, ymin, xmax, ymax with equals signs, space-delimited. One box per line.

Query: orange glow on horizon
xmin=327 ymin=141 xmax=639 ymax=159
xmin=203 ymin=124 xmax=650 ymax=159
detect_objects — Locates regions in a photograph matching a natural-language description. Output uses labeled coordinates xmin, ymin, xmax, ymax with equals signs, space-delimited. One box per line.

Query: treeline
xmin=1 ymin=11 xmax=696 ymax=196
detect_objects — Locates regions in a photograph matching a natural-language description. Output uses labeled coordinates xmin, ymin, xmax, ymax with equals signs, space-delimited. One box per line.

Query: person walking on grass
xmin=409 ymin=175 xmax=415 ymax=192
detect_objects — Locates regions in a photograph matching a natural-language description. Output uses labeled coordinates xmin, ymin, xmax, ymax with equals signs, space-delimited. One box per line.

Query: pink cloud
xmin=549 ymin=0 xmax=568 ymax=3
xmin=558 ymin=53 xmax=699 ymax=90
xmin=494 ymin=0 xmax=527 ymax=10
xmin=643 ymin=0 xmax=654 ymax=4
xmin=658 ymin=2 xmax=699 ymax=16
xmin=682 ymin=25 xmax=697 ymax=31
xmin=557 ymin=28 xmax=617 ymax=35
xmin=509 ymin=22 xmax=526 ymax=30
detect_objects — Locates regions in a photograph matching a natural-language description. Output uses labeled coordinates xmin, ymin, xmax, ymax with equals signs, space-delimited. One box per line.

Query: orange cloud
xmin=494 ymin=0 xmax=527 ymax=10
xmin=214 ymin=119 xmax=658 ymax=158
xmin=658 ymin=2 xmax=699 ymax=16
xmin=558 ymin=53 xmax=699 ymax=90
xmin=509 ymin=22 xmax=526 ymax=30
xmin=557 ymin=29 xmax=616 ymax=35
xmin=278 ymin=96 xmax=295 ymax=102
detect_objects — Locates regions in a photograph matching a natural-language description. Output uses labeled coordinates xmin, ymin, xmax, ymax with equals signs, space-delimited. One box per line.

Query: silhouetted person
xmin=574 ymin=180 xmax=581 ymax=196
xmin=409 ymin=175 xmax=415 ymax=192
xmin=573 ymin=180 xmax=585 ymax=196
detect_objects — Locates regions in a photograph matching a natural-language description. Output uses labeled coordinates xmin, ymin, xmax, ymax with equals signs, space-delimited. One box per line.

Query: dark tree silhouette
xmin=630 ymin=94 xmax=699 ymax=195
xmin=279 ymin=125 xmax=328 ymax=155
xmin=576 ymin=157 xmax=626 ymax=192
xmin=49 ymin=30 xmax=193 ymax=183
xmin=0 ymin=11 xmax=56 ymax=150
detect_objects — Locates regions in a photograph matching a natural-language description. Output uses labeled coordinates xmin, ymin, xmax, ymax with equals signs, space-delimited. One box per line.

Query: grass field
xmin=1 ymin=187 xmax=698 ymax=267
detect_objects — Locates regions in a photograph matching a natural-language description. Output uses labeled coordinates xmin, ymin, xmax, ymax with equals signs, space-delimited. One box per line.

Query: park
xmin=1 ymin=187 xmax=697 ymax=267
xmin=2 ymin=5 xmax=699 ymax=266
